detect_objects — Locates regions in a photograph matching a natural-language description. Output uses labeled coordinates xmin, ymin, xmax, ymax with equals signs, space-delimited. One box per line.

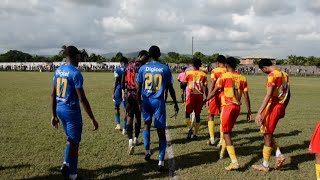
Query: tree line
xmin=1 ymin=45 xmax=320 ymax=66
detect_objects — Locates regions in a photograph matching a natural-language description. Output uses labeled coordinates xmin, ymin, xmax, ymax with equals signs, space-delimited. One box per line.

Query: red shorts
xmin=309 ymin=120 xmax=320 ymax=153
xmin=208 ymin=93 xmax=222 ymax=115
xmin=260 ymin=103 xmax=285 ymax=134
xmin=220 ymin=104 xmax=240 ymax=133
xmin=186 ymin=94 xmax=203 ymax=115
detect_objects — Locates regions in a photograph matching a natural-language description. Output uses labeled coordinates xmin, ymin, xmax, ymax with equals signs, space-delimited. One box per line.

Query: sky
xmin=1 ymin=0 xmax=320 ymax=58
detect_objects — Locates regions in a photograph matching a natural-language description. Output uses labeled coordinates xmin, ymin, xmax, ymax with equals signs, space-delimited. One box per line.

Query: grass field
xmin=0 ymin=71 xmax=319 ymax=180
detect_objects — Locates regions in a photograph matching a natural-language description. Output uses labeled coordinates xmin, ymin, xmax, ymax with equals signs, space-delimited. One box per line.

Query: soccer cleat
xmin=275 ymin=155 xmax=286 ymax=170
xmin=187 ymin=129 xmax=193 ymax=140
xmin=145 ymin=153 xmax=151 ymax=161
xmin=252 ymin=164 xmax=270 ymax=172
xmin=60 ymin=164 xmax=69 ymax=179
xmin=225 ymin=162 xmax=240 ymax=171
xmin=122 ymin=129 xmax=127 ymax=135
xmin=115 ymin=124 xmax=121 ymax=130
xmin=133 ymin=138 xmax=143 ymax=146
xmin=128 ymin=145 xmax=134 ymax=155
xmin=206 ymin=139 xmax=215 ymax=146
xmin=158 ymin=165 xmax=166 ymax=172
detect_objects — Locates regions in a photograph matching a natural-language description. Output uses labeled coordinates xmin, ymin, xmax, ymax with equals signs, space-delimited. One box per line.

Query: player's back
xmin=124 ymin=61 xmax=141 ymax=91
xmin=114 ymin=66 xmax=125 ymax=96
xmin=211 ymin=67 xmax=227 ymax=82
xmin=267 ymin=70 xmax=289 ymax=104
xmin=185 ymin=69 xmax=207 ymax=94
xmin=218 ymin=72 xmax=241 ymax=106
xmin=137 ymin=61 xmax=172 ymax=99
xmin=54 ymin=64 xmax=82 ymax=111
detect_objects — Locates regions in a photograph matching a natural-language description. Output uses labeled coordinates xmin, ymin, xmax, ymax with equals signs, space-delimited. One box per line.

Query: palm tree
xmin=59 ymin=45 xmax=67 ymax=56
xmin=80 ymin=49 xmax=88 ymax=62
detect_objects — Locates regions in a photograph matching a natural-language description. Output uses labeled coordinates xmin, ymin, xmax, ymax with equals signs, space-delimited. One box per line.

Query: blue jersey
xmin=53 ymin=64 xmax=83 ymax=110
xmin=114 ymin=66 xmax=125 ymax=99
xmin=136 ymin=61 xmax=173 ymax=99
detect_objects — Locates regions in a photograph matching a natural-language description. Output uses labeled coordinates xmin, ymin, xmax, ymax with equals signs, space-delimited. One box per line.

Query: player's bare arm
xmin=205 ymin=86 xmax=220 ymax=102
xmin=50 ymin=85 xmax=59 ymax=128
xmin=255 ymin=86 xmax=274 ymax=127
xmin=76 ymin=88 xmax=99 ymax=131
xmin=112 ymin=76 xmax=119 ymax=100
xmin=243 ymin=91 xmax=252 ymax=122
xmin=136 ymin=82 xmax=142 ymax=111
xmin=168 ymin=84 xmax=179 ymax=114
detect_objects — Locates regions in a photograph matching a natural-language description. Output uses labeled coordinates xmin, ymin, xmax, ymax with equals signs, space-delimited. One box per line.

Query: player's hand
xmin=247 ymin=110 xmax=252 ymax=122
xmin=112 ymin=94 xmax=115 ymax=100
xmin=255 ymin=113 xmax=263 ymax=127
xmin=174 ymin=103 xmax=179 ymax=114
xmin=51 ymin=116 xmax=59 ymax=129
xmin=91 ymin=119 xmax=99 ymax=131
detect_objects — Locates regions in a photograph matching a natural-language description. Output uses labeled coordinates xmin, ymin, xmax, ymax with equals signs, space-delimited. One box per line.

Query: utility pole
xmin=192 ymin=36 xmax=194 ymax=56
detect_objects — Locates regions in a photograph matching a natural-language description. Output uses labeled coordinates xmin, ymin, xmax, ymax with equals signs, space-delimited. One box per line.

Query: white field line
xmin=166 ymin=124 xmax=177 ymax=180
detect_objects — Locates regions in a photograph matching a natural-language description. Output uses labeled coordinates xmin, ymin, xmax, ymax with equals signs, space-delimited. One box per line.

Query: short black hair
xmin=149 ymin=45 xmax=161 ymax=59
xmin=66 ymin=46 xmax=80 ymax=60
xmin=182 ymin=66 xmax=187 ymax=71
xmin=225 ymin=57 xmax=237 ymax=69
xmin=138 ymin=50 xmax=148 ymax=57
xmin=258 ymin=59 xmax=273 ymax=69
xmin=120 ymin=56 xmax=128 ymax=64
xmin=216 ymin=55 xmax=226 ymax=64
xmin=192 ymin=58 xmax=202 ymax=69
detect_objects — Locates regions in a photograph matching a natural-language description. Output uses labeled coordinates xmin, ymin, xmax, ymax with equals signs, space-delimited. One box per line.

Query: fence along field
xmin=0 ymin=72 xmax=318 ymax=179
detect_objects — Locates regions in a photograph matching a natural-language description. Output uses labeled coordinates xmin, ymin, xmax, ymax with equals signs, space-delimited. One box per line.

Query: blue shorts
xmin=142 ymin=98 xmax=166 ymax=129
xmin=114 ymin=98 xmax=125 ymax=108
xmin=57 ymin=107 xmax=83 ymax=144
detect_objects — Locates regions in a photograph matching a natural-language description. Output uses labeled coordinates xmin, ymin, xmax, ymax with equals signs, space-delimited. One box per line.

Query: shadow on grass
xmin=0 ymin=164 xmax=31 ymax=171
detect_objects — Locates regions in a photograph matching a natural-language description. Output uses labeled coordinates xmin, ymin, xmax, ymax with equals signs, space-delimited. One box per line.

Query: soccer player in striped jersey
xmin=309 ymin=119 xmax=320 ymax=180
xmin=136 ymin=46 xmax=179 ymax=171
xmin=252 ymin=59 xmax=290 ymax=172
xmin=183 ymin=58 xmax=208 ymax=140
xmin=51 ymin=46 xmax=99 ymax=180
xmin=113 ymin=57 xmax=128 ymax=133
xmin=122 ymin=50 xmax=149 ymax=155
xmin=204 ymin=57 xmax=251 ymax=170
xmin=177 ymin=67 xmax=187 ymax=103
xmin=207 ymin=55 xmax=227 ymax=146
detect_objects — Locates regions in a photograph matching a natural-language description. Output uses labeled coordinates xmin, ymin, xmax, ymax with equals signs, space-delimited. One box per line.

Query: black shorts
xmin=180 ymin=82 xmax=187 ymax=90
xmin=125 ymin=91 xmax=140 ymax=116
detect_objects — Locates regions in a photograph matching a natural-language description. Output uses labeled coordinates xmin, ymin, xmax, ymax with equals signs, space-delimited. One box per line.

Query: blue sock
xmin=159 ymin=138 xmax=166 ymax=161
xmin=63 ymin=143 xmax=70 ymax=164
xmin=123 ymin=118 xmax=127 ymax=130
xmin=115 ymin=115 xmax=120 ymax=125
xmin=143 ymin=130 xmax=150 ymax=151
xmin=69 ymin=156 xmax=78 ymax=175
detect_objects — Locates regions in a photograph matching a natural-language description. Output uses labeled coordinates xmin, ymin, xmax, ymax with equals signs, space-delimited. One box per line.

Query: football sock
xmin=185 ymin=118 xmax=191 ymax=129
xmin=63 ymin=143 xmax=70 ymax=165
xmin=69 ymin=156 xmax=78 ymax=176
xmin=129 ymin=139 xmax=133 ymax=146
xmin=272 ymin=138 xmax=282 ymax=157
xmin=316 ymin=164 xmax=320 ymax=180
xmin=263 ymin=145 xmax=272 ymax=167
xmin=158 ymin=160 xmax=164 ymax=166
xmin=123 ymin=118 xmax=127 ymax=130
xmin=135 ymin=122 xmax=141 ymax=138
xmin=208 ymin=121 xmax=215 ymax=140
xmin=220 ymin=124 xmax=223 ymax=142
xmin=226 ymin=146 xmax=238 ymax=163
xmin=159 ymin=138 xmax=166 ymax=161
xmin=115 ymin=115 xmax=120 ymax=125
xmin=127 ymin=124 xmax=133 ymax=139
xmin=220 ymin=139 xmax=226 ymax=157
xmin=143 ymin=130 xmax=150 ymax=151
xmin=69 ymin=174 xmax=77 ymax=180
xmin=194 ymin=122 xmax=200 ymax=135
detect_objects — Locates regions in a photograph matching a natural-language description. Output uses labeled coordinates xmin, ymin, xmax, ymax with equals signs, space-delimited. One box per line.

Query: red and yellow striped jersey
xmin=267 ymin=70 xmax=290 ymax=105
xmin=184 ymin=70 xmax=208 ymax=94
xmin=216 ymin=72 xmax=248 ymax=106
xmin=211 ymin=67 xmax=227 ymax=82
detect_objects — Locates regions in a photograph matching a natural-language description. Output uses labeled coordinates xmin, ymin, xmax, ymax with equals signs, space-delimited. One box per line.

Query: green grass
xmin=0 ymin=72 xmax=319 ymax=180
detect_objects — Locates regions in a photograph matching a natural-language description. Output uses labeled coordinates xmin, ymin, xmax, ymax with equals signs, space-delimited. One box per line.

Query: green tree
xmin=0 ymin=50 xmax=32 ymax=62
xmin=59 ymin=45 xmax=67 ymax=57
xmin=80 ymin=49 xmax=89 ymax=62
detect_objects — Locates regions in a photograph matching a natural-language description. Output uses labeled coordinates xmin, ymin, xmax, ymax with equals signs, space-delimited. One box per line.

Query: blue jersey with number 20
xmin=53 ymin=64 xmax=83 ymax=110
xmin=136 ymin=61 xmax=173 ymax=99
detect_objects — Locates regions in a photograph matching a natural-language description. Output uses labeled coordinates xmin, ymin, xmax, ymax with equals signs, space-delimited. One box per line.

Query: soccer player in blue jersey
xmin=136 ymin=45 xmax=179 ymax=172
xmin=113 ymin=57 xmax=128 ymax=134
xmin=50 ymin=46 xmax=99 ymax=180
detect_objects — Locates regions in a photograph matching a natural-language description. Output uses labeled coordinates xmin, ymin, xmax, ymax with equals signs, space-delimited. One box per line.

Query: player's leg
xmin=142 ymin=98 xmax=152 ymax=161
xmin=309 ymin=120 xmax=320 ymax=179
xmin=114 ymin=100 xmax=121 ymax=130
xmin=193 ymin=95 xmax=203 ymax=138
xmin=207 ymin=113 xmax=215 ymax=145
xmin=154 ymin=98 xmax=167 ymax=171
xmin=122 ymin=100 xmax=127 ymax=135
xmin=180 ymin=83 xmax=185 ymax=103
xmin=125 ymin=94 xmax=135 ymax=155
xmin=185 ymin=94 xmax=192 ymax=130
xmin=222 ymin=105 xmax=240 ymax=170
xmin=316 ymin=154 xmax=320 ymax=180
xmin=57 ymin=112 xmax=70 ymax=178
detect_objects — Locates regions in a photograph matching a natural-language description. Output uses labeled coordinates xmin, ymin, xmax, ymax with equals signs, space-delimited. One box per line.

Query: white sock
xmin=158 ymin=160 xmax=164 ymax=166
xmin=145 ymin=150 xmax=151 ymax=155
xmin=263 ymin=160 xmax=269 ymax=167
xmin=276 ymin=148 xmax=282 ymax=157
xmin=134 ymin=137 xmax=138 ymax=142
xmin=63 ymin=162 xmax=69 ymax=167
xmin=69 ymin=174 xmax=77 ymax=180
xmin=129 ymin=139 xmax=133 ymax=146
xmin=231 ymin=159 xmax=238 ymax=163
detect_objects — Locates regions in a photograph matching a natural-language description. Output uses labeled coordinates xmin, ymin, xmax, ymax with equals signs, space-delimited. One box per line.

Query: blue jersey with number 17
xmin=52 ymin=64 xmax=83 ymax=110
xmin=136 ymin=61 xmax=173 ymax=99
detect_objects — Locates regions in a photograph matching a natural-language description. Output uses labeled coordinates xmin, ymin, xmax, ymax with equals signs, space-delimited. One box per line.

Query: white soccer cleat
xmin=122 ymin=129 xmax=127 ymax=135
xmin=115 ymin=124 xmax=121 ymax=130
